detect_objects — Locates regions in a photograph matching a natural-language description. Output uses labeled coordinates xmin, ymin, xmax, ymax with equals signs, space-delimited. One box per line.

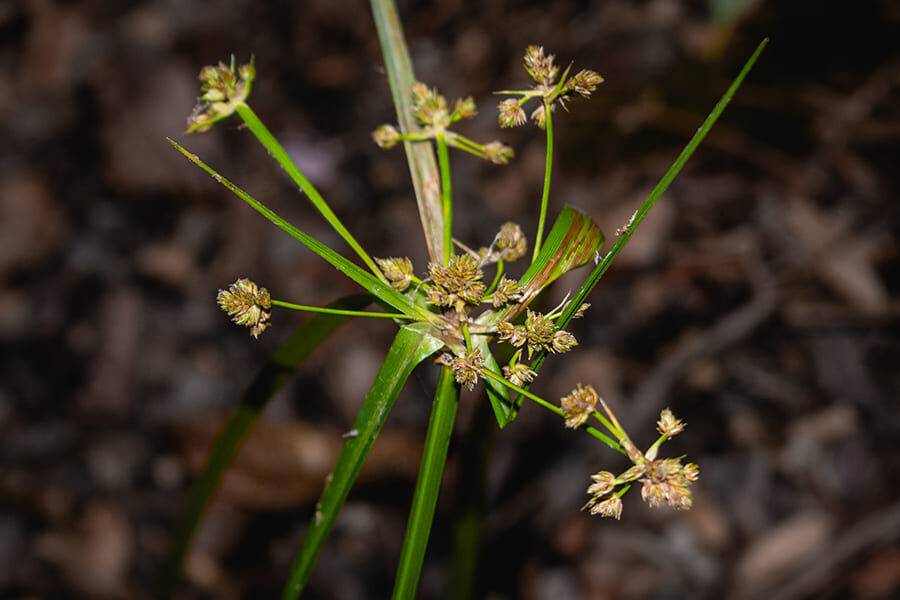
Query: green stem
xmin=234 ymin=102 xmax=387 ymax=284
xmin=392 ymin=367 xmax=459 ymax=599
xmin=437 ymin=132 xmax=453 ymax=264
xmin=532 ymin=101 xmax=554 ymax=261
xmin=271 ymin=299 xmax=408 ymax=319
xmin=590 ymin=409 xmax=623 ymax=441
xmin=448 ymin=395 xmax=494 ymax=600
xmin=485 ymin=260 xmax=504 ymax=295
xmin=281 ymin=324 xmax=443 ymax=599
xmin=481 ymin=369 xmax=623 ymax=453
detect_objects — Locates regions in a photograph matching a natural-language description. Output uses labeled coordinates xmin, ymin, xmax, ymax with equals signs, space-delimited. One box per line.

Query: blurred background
xmin=2 ymin=0 xmax=899 ymax=598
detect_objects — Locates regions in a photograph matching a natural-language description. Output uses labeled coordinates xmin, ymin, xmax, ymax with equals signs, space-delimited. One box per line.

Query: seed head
xmin=637 ymin=457 xmax=698 ymax=511
xmin=551 ymin=330 xmax=578 ymax=353
xmin=497 ymin=320 xmax=527 ymax=347
xmin=531 ymin=104 xmax=548 ymax=129
xmin=503 ymin=362 xmax=536 ymax=387
xmin=495 ymin=222 xmax=527 ymax=261
xmin=187 ymin=57 xmax=255 ymax=133
xmin=451 ymin=97 xmax=477 ymax=122
xmin=657 ymin=408 xmax=685 ymax=437
xmin=565 ymin=69 xmax=604 ymax=98
xmin=483 ymin=141 xmax=514 ymax=165
xmin=586 ymin=471 xmax=617 ymax=496
xmin=492 ymin=276 xmax=523 ymax=307
xmin=372 ymin=124 xmax=401 ymax=149
xmin=376 ymin=256 xmax=414 ymax=291
xmin=411 ymin=81 xmax=449 ymax=127
xmin=567 ymin=301 xmax=590 ymax=319
xmin=427 ymin=254 xmax=486 ymax=308
xmin=523 ymin=309 xmax=556 ymax=357
xmin=498 ymin=98 xmax=527 ymax=128
xmin=450 ymin=349 xmax=484 ymax=390
xmin=560 ymin=384 xmax=599 ymax=429
xmin=523 ymin=45 xmax=558 ymax=86
xmin=585 ymin=495 xmax=623 ymax=520
xmin=216 ymin=278 xmax=271 ymax=338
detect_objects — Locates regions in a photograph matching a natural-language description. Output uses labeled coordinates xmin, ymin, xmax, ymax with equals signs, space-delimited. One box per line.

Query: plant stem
xmin=392 ymin=367 xmax=459 ymax=599
xmin=271 ymin=300 xmax=408 ymax=319
xmin=532 ymin=101 xmax=554 ymax=261
xmin=282 ymin=324 xmax=444 ymax=599
xmin=233 ymin=102 xmax=387 ymax=284
xmin=371 ymin=0 xmax=445 ymax=263
xmin=487 ymin=260 xmax=504 ymax=293
xmin=481 ymin=369 xmax=623 ymax=453
xmin=437 ymin=133 xmax=453 ymax=264
xmin=449 ymin=394 xmax=495 ymax=599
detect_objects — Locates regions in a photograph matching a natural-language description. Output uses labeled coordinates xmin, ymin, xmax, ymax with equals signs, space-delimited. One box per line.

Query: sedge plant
xmin=160 ymin=1 xmax=767 ymax=597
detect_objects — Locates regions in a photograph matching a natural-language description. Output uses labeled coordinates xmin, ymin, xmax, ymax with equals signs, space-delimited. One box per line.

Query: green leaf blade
xmin=281 ymin=323 xmax=443 ymax=599
xmin=168 ymin=138 xmax=436 ymax=325
xmin=391 ymin=366 xmax=459 ymax=599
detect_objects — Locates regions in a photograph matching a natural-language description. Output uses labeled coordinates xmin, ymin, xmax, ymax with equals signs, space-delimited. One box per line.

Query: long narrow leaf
xmin=557 ymin=38 xmax=769 ymax=330
xmin=233 ymin=102 xmax=386 ymax=282
xmin=281 ymin=323 xmax=444 ymax=599
xmin=392 ymin=366 xmax=459 ymax=599
xmin=527 ymin=39 xmax=769 ymax=382
xmin=158 ymin=294 xmax=372 ymax=600
xmin=371 ymin=0 xmax=444 ymax=263
xmin=168 ymin=138 xmax=436 ymax=325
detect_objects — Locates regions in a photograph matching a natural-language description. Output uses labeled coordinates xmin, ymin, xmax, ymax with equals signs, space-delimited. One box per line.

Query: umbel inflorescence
xmin=191 ymin=46 xmax=696 ymax=520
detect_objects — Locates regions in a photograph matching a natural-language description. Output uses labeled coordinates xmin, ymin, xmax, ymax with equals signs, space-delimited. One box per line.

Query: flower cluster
xmin=426 ymin=254 xmax=486 ymax=309
xmin=490 ymin=276 xmax=523 ymax=307
xmin=560 ymin=384 xmax=599 ymax=429
xmin=447 ymin=349 xmax=484 ymax=390
xmin=376 ymin=257 xmax=415 ymax=291
xmin=373 ymin=82 xmax=513 ymax=165
xmin=498 ymin=46 xmax=603 ymax=130
xmin=480 ymin=222 xmax=527 ymax=263
xmin=580 ymin=408 xmax=699 ymax=519
xmin=186 ymin=57 xmax=255 ymax=133
xmin=216 ymin=278 xmax=271 ymax=338
xmin=497 ymin=309 xmax=578 ymax=358
xmin=412 ymin=81 xmax=476 ymax=129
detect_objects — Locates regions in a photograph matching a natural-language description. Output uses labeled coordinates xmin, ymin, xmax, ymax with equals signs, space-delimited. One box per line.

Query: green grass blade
xmin=391 ymin=366 xmax=459 ymax=599
xmin=371 ymin=0 xmax=444 ymax=263
xmin=233 ymin=103 xmax=386 ymax=283
xmin=157 ymin=294 xmax=372 ymax=600
xmin=520 ymin=39 xmax=770 ymax=386
xmin=168 ymin=138 xmax=436 ymax=324
xmin=557 ymin=38 xmax=768 ymax=331
xmin=281 ymin=323 xmax=444 ymax=599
